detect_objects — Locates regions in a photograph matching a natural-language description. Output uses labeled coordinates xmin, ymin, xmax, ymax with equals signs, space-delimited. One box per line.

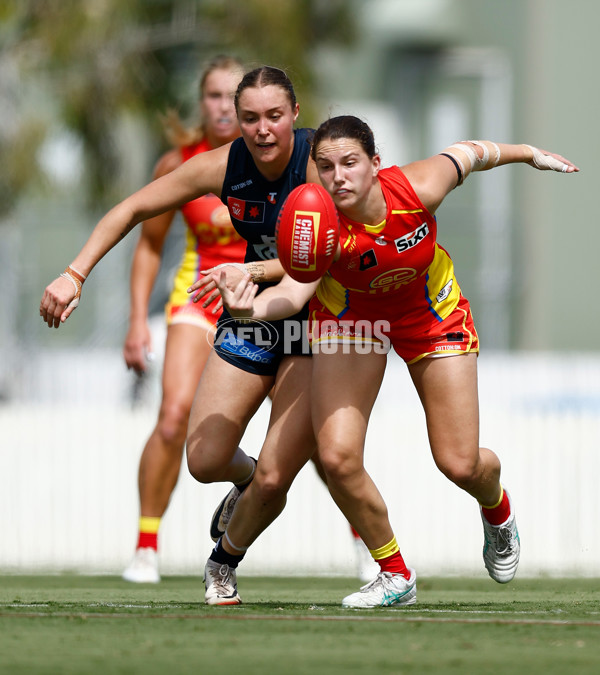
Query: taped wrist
xmin=440 ymin=141 xmax=501 ymax=185
xmin=59 ymin=265 xmax=86 ymax=309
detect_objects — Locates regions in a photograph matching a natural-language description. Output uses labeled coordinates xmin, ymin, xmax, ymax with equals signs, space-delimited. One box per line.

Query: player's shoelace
xmin=208 ymin=564 xmax=235 ymax=593
xmin=488 ymin=521 xmax=516 ymax=555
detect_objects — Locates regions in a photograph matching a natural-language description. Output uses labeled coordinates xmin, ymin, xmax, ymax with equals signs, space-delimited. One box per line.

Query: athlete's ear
xmin=292 ymin=103 xmax=300 ymax=122
xmin=372 ymin=153 xmax=381 ymax=176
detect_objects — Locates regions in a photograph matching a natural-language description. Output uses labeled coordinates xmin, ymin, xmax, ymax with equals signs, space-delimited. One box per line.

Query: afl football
xmin=275 ymin=183 xmax=339 ymax=282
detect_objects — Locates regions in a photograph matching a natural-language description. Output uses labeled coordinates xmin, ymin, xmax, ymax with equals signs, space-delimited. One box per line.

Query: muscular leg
xmin=223 ymin=356 xmax=315 ymax=551
xmin=138 ymin=323 xmax=212 ymax=517
xmin=407 ymin=353 xmax=502 ymax=505
xmin=186 ymin=351 xmax=273 ymax=486
xmin=311 ymin=347 xmax=393 ymax=550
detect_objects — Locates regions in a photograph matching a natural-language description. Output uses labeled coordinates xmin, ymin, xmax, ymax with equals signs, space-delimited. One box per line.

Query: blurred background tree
xmin=0 ymin=0 xmax=355 ymax=213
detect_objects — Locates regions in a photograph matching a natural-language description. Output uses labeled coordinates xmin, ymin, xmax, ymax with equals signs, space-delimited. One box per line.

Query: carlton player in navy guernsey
xmin=212 ymin=127 xmax=314 ymax=372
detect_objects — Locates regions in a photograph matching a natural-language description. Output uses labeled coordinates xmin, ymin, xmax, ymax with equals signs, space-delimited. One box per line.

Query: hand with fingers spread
xmin=188 ymin=262 xmax=248 ymax=313
xmin=212 ymin=269 xmax=258 ymax=320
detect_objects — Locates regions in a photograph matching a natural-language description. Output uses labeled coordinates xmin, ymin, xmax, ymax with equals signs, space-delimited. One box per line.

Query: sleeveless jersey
xmin=316 ymin=166 xmax=463 ymax=333
xmin=179 ymin=139 xmax=246 ymax=255
xmin=166 ymin=139 xmax=246 ymax=327
xmin=221 ymin=128 xmax=314 ymax=265
xmin=213 ymin=128 xmax=315 ymax=374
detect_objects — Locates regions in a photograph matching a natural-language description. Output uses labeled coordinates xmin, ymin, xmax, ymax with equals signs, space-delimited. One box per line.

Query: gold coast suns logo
xmin=369 ymin=267 xmax=416 ymax=291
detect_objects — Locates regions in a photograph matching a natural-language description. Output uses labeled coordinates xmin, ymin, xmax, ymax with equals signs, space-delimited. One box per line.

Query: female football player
xmin=121 ymin=55 xmax=246 ymax=584
xmin=211 ymin=115 xmax=578 ymax=607
xmin=41 ymin=67 xmax=373 ymax=603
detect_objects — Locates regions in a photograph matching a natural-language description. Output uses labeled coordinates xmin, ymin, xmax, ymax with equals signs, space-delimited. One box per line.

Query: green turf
xmin=1 ymin=575 xmax=599 ymax=674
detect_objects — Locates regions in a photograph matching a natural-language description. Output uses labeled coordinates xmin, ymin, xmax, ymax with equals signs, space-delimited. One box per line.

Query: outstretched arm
xmin=403 ymin=141 xmax=579 ymax=215
xmin=123 ymin=150 xmax=181 ymax=374
xmin=214 ymin=271 xmax=318 ymax=322
xmin=39 ymin=144 xmax=230 ymax=328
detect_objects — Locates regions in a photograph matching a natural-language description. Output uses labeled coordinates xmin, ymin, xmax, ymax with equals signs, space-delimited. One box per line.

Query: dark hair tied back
xmin=311 ymin=116 xmax=376 ymax=161
xmin=234 ymin=66 xmax=297 ymax=112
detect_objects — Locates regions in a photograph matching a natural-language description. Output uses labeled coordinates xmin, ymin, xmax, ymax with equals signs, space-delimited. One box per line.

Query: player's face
xmin=236 ymin=85 xmax=299 ymax=173
xmin=314 ymin=138 xmax=380 ymax=216
xmin=201 ymin=68 xmax=243 ymax=146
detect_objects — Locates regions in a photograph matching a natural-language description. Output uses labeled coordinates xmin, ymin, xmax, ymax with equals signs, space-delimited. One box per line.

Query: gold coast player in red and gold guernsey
xmin=313 ymin=165 xmax=477 ymax=362
xmin=120 ymin=56 xmax=246 ymax=584
xmin=214 ymin=115 xmax=578 ymax=608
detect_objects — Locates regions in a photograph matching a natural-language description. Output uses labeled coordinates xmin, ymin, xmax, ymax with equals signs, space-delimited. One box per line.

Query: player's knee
xmin=318 ymin=444 xmax=361 ymax=484
xmin=186 ymin=444 xmax=227 ymax=484
xmin=157 ymin=399 xmax=191 ymax=445
xmin=252 ymin=467 xmax=291 ymax=503
xmin=187 ymin=456 xmax=220 ymax=484
xmin=436 ymin=454 xmax=480 ymax=490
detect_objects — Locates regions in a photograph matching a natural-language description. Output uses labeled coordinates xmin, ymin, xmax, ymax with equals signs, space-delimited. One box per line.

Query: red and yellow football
xmin=275 ymin=183 xmax=340 ymax=283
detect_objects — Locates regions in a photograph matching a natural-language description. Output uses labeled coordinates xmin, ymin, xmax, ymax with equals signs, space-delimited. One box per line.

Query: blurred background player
xmin=122 ymin=55 xmax=246 ymax=583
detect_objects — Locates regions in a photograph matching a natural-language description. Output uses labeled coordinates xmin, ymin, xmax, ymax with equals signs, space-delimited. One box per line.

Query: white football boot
xmin=122 ymin=547 xmax=160 ymax=584
xmin=342 ymin=569 xmax=417 ymax=608
xmin=204 ymin=559 xmax=242 ymax=606
xmin=481 ymin=489 xmax=520 ymax=583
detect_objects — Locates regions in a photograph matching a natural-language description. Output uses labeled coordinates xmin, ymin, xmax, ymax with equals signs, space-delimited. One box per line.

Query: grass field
xmin=1 ymin=575 xmax=599 ymax=674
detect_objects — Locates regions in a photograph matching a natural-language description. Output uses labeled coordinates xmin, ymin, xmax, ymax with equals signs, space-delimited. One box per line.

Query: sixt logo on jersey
xmin=394 ymin=223 xmax=429 ymax=253
xmin=227 ymin=197 xmax=265 ymax=223
xmin=291 ymin=212 xmax=318 ymax=270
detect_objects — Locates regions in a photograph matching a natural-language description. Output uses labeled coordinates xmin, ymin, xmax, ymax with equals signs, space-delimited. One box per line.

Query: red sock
xmin=137 ymin=531 xmax=158 ymax=550
xmin=136 ymin=516 xmax=160 ymax=551
xmin=481 ymin=488 xmax=511 ymax=526
xmin=377 ymin=551 xmax=411 ymax=580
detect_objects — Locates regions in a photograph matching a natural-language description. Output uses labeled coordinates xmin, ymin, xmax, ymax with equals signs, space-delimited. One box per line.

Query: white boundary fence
xmin=1 ymin=349 xmax=599 ymax=578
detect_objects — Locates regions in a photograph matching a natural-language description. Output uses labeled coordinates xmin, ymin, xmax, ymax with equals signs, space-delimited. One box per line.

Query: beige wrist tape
xmin=440 ymin=140 xmax=502 ymax=185
xmin=59 ymin=265 xmax=86 ymax=309
xmin=467 ymin=140 xmax=501 ymax=169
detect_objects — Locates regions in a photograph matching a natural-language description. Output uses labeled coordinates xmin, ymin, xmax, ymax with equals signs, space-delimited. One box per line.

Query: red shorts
xmin=309 ymin=294 xmax=479 ymax=364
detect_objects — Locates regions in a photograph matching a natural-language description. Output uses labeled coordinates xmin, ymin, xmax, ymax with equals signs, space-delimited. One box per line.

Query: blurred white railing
xmin=1 ymin=348 xmax=599 ymax=578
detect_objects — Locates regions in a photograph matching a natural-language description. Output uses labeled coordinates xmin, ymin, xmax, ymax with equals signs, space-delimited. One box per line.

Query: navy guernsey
xmin=221 ymin=128 xmax=314 ymax=265
xmin=213 ymin=128 xmax=314 ymax=376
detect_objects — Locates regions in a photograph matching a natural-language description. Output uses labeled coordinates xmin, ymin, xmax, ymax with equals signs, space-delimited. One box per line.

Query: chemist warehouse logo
xmin=394 ymin=223 xmax=429 ymax=253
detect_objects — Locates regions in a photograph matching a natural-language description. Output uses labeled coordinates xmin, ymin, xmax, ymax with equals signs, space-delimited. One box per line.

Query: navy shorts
xmin=213 ymin=306 xmax=311 ymax=377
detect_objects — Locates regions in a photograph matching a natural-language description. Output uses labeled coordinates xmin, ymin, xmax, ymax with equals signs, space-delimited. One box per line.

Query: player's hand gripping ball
xmin=275 ymin=183 xmax=340 ymax=282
